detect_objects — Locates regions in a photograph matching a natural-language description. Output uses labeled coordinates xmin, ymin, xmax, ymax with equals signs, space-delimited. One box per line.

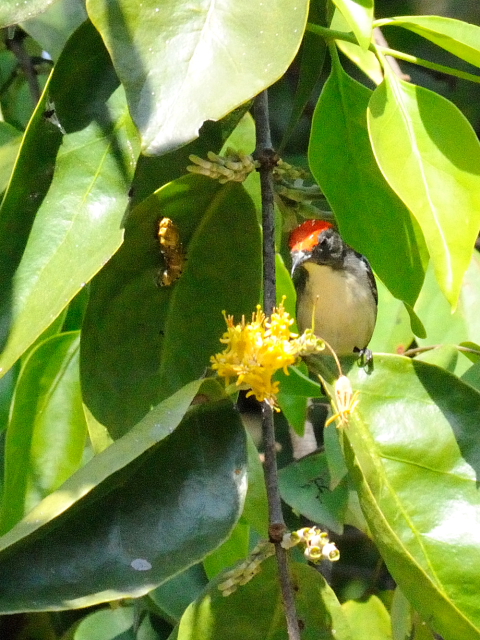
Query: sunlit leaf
xmin=377 ymin=15 xmax=480 ymax=68
xmin=0 ymin=332 xmax=86 ymax=534
xmin=0 ymin=0 xmax=60 ymax=28
xmin=309 ymin=55 xmax=427 ymax=306
xmin=87 ymin=0 xmax=309 ymax=155
xmin=368 ymin=68 xmax=480 ymax=307
xmin=331 ymin=0 xmax=373 ymax=50
xmin=337 ymin=355 xmax=480 ymax=640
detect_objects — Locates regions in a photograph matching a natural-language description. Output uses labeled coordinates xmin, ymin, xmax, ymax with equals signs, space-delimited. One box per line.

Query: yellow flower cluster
xmin=211 ymin=300 xmax=324 ymax=408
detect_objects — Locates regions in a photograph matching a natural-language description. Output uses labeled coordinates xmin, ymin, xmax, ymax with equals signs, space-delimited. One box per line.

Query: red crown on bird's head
xmin=289 ymin=219 xmax=334 ymax=253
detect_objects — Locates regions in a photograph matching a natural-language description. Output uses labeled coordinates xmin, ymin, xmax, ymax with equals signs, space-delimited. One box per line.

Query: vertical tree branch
xmin=5 ymin=28 xmax=41 ymax=105
xmin=254 ymin=90 xmax=301 ymax=640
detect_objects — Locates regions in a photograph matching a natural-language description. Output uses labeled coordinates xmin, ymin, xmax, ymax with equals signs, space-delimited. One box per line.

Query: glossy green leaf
xmin=173 ymin=557 xmax=353 ymax=640
xmin=203 ymin=520 xmax=250 ymax=579
xmin=0 ymin=122 xmax=21 ymax=194
xmin=342 ymin=595 xmax=392 ymax=640
xmin=66 ymin=605 xmax=161 ymax=640
xmin=0 ymin=390 xmax=247 ymax=612
xmin=330 ymin=9 xmax=383 ymax=85
xmin=279 ymin=451 xmax=348 ymax=533
xmin=309 ymin=55 xmax=427 ymax=306
xmin=21 ymin=0 xmax=88 ymax=60
xmin=0 ymin=0 xmax=60 ymax=28
xmin=0 ymin=21 xmax=129 ymax=375
xmin=338 ymin=355 xmax=480 ymax=640
xmin=0 ymin=332 xmax=86 ymax=534
xmin=240 ymin=430 xmax=268 ymax=537
xmin=87 ymin=0 xmax=308 ymax=155
xmin=377 ymin=15 xmax=480 ymax=68
xmin=81 ymin=175 xmax=261 ymax=436
xmin=131 ymin=103 xmax=253 ymax=206
xmin=149 ymin=564 xmax=208 ymax=624
xmin=368 ymin=68 xmax=480 ymax=307
xmin=414 ymin=255 xmax=480 ymax=348
xmin=331 ymin=0 xmax=373 ymax=50
xmin=369 ymin=279 xmax=413 ymax=355
xmin=461 ymin=362 xmax=480 ymax=393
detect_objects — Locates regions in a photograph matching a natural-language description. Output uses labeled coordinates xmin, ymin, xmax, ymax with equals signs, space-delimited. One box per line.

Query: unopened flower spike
xmin=187 ymin=148 xmax=258 ymax=184
xmin=211 ymin=299 xmax=325 ymax=409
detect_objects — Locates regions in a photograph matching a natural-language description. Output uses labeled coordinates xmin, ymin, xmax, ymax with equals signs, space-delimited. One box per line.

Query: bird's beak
xmin=290 ymin=250 xmax=307 ymax=275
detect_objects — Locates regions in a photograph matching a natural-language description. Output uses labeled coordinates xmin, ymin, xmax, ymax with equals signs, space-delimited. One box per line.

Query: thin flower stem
xmin=254 ymin=91 xmax=301 ymax=640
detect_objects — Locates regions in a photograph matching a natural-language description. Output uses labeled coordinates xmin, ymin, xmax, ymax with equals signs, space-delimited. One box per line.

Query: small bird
xmin=290 ymin=220 xmax=378 ymax=361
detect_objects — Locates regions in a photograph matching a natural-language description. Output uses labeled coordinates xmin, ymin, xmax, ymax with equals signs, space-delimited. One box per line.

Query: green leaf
xmin=0 ymin=21 xmax=133 ymax=375
xmin=279 ymin=451 xmax=348 ymax=533
xmin=342 ymin=595 xmax=392 ymax=640
xmin=331 ymin=0 xmax=373 ymax=50
xmin=414 ymin=254 xmax=480 ymax=348
xmin=148 ymin=564 xmax=208 ymax=624
xmin=81 ymin=175 xmax=261 ymax=437
xmin=0 ymin=389 xmax=247 ymax=612
xmin=377 ymin=15 xmax=480 ymax=68
xmin=340 ymin=355 xmax=480 ymax=640
xmin=21 ymin=0 xmax=88 ymax=60
xmin=241 ymin=430 xmax=268 ymax=537
xmin=330 ymin=9 xmax=383 ymax=85
xmin=368 ymin=68 xmax=480 ymax=307
xmin=0 ymin=0 xmax=61 ymax=28
xmin=309 ymin=55 xmax=427 ymax=306
xmin=173 ymin=557 xmax=353 ymax=640
xmin=369 ymin=279 xmax=413 ymax=355
xmin=86 ymin=0 xmax=309 ymax=155
xmin=0 ymin=122 xmax=22 ymax=194
xmin=203 ymin=520 xmax=250 ymax=580
xmin=0 ymin=332 xmax=86 ymax=534
xmin=131 ymin=103 xmax=253 ymax=206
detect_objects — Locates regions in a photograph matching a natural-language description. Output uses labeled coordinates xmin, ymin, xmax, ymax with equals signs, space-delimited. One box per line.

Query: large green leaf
xmin=414 ymin=253 xmax=480 ymax=348
xmin=309 ymin=54 xmax=427 ymax=307
xmin=342 ymin=595 xmax=392 ymax=640
xmin=331 ymin=0 xmax=373 ymax=50
xmin=0 ymin=0 xmax=61 ymax=28
xmin=171 ymin=557 xmax=353 ymax=640
xmin=86 ymin=0 xmax=309 ymax=155
xmin=338 ymin=355 xmax=480 ymax=640
xmin=0 ymin=122 xmax=22 ymax=194
xmin=368 ymin=68 xmax=480 ymax=307
xmin=0 ymin=332 xmax=86 ymax=534
xmin=0 ymin=21 xmax=130 ymax=375
xmin=81 ymin=175 xmax=261 ymax=437
xmin=0 ymin=387 xmax=247 ymax=612
xmin=376 ymin=15 xmax=480 ymax=68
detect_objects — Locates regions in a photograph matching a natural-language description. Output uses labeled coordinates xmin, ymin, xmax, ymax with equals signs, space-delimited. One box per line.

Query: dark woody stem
xmin=254 ymin=90 xmax=301 ymax=640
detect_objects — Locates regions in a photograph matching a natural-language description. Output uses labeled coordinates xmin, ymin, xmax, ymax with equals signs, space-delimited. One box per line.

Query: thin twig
xmin=403 ymin=344 xmax=480 ymax=358
xmin=374 ymin=27 xmax=410 ymax=81
xmin=307 ymin=22 xmax=480 ymax=84
xmin=254 ymin=91 xmax=301 ymax=640
xmin=5 ymin=28 xmax=41 ymax=104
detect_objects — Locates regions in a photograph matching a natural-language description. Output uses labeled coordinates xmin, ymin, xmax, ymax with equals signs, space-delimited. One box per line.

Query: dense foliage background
xmin=0 ymin=0 xmax=480 ymax=639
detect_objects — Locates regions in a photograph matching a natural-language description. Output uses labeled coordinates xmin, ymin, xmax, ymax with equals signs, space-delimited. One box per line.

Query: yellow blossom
xmin=211 ymin=299 xmax=324 ymax=408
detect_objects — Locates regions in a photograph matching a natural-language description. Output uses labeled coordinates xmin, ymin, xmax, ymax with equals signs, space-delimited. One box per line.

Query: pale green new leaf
xmin=331 ymin=0 xmax=373 ymax=51
xmin=377 ymin=15 xmax=480 ymax=68
xmin=368 ymin=68 xmax=480 ymax=307
xmin=87 ymin=0 xmax=309 ymax=155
